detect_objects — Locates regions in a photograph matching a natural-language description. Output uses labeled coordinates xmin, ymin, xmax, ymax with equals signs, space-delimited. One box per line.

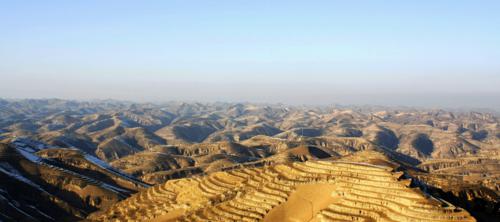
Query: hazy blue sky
xmin=1 ymin=1 xmax=499 ymax=108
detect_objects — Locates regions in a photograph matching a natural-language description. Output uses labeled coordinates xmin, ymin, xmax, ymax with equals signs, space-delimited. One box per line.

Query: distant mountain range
xmin=0 ymin=99 xmax=498 ymax=221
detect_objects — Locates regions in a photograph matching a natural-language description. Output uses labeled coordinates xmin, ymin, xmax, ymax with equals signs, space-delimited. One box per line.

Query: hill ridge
xmin=89 ymin=152 xmax=475 ymax=222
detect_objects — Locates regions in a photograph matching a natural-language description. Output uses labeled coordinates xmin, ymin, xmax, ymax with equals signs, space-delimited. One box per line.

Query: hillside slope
xmin=88 ymin=151 xmax=475 ymax=222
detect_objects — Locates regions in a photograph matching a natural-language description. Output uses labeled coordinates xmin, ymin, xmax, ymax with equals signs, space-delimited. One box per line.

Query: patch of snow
xmin=12 ymin=138 xmax=53 ymax=152
xmin=84 ymin=154 xmax=112 ymax=169
xmin=84 ymin=154 xmax=150 ymax=187
xmin=17 ymin=148 xmax=41 ymax=163
xmin=37 ymin=160 xmax=129 ymax=196
xmin=11 ymin=138 xmax=149 ymax=192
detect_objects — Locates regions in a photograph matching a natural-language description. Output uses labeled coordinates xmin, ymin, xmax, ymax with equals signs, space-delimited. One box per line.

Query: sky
xmin=1 ymin=0 xmax=499 ymax=109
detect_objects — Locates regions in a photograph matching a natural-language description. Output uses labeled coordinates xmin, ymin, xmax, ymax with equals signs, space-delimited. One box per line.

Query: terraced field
xmin=88 ymin=160 xmax=475 ymax=222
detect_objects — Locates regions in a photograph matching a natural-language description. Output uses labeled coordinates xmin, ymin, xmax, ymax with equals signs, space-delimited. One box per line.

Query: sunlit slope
xmin=88 ymin=153 xmax=475 ymax=222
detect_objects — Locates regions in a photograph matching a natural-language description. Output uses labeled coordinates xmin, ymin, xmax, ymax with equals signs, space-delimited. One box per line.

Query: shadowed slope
xmin=0 ymin=140 xmax=149 ymax=221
